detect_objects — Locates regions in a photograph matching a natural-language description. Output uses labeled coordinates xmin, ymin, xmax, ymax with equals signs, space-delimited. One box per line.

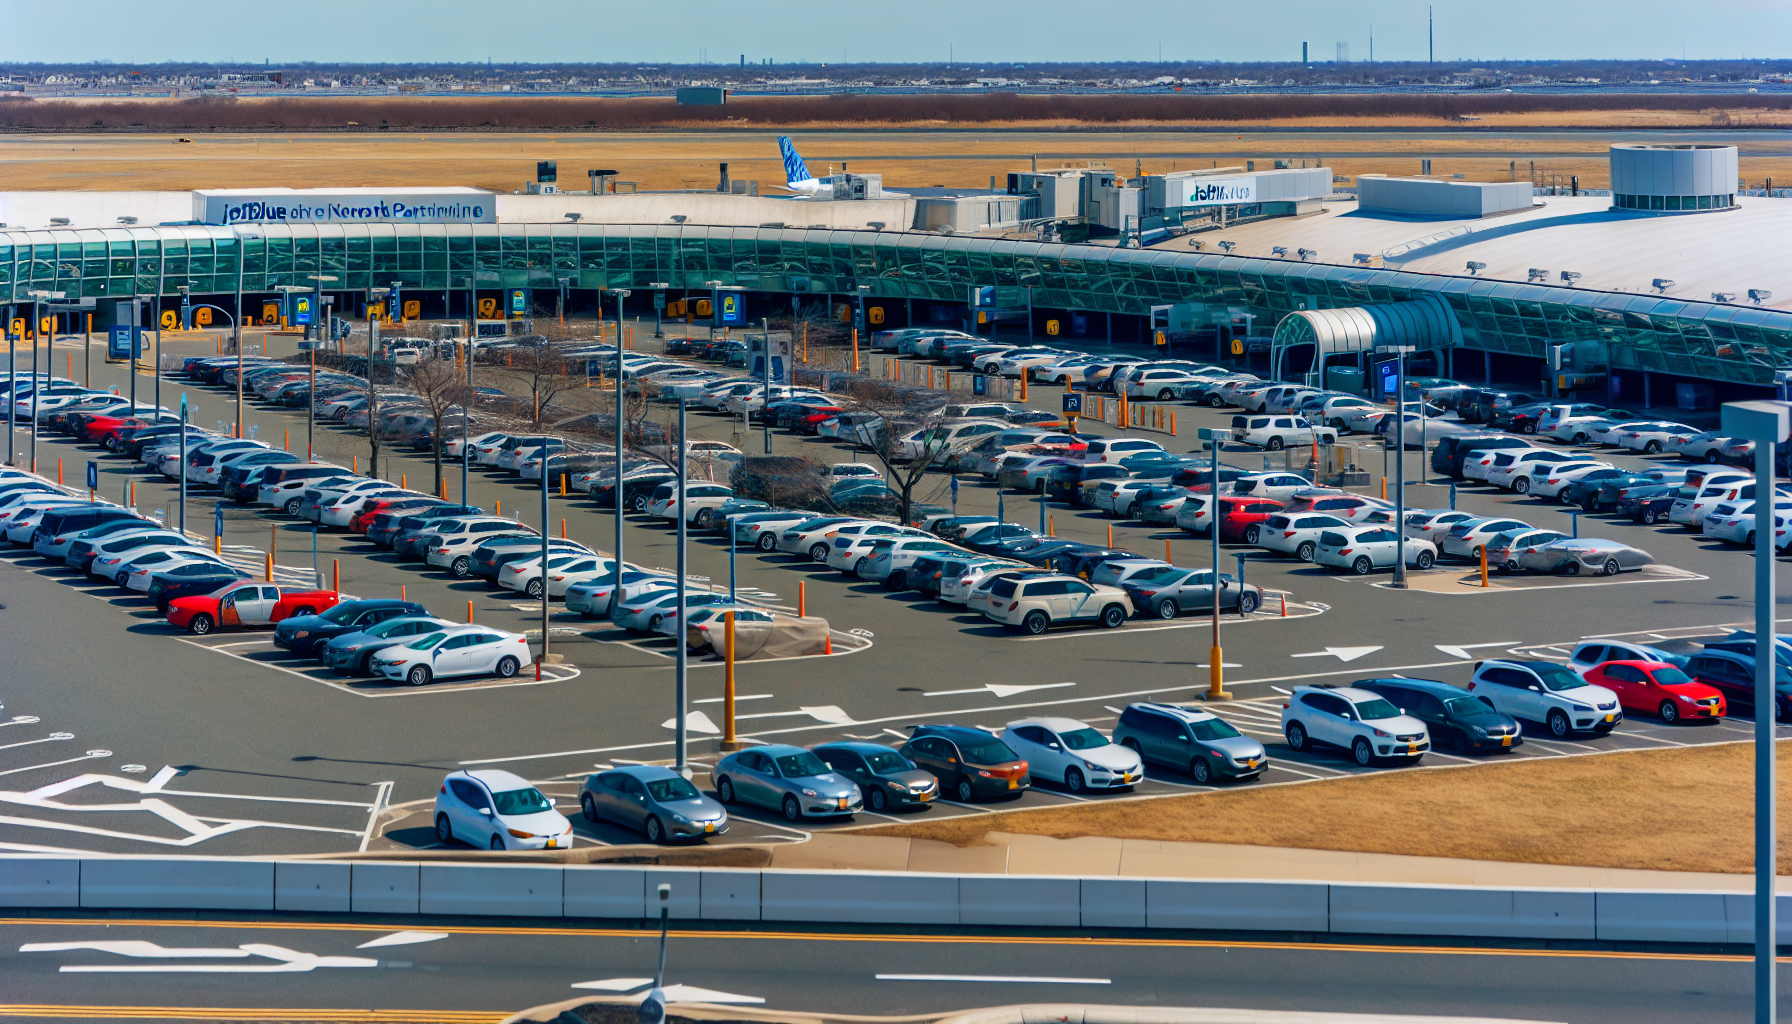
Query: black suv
xmin=898 ymin=725 xmax=1030 ymax=803
xmin=1353 ymin=678 xmax=1523 ymax=754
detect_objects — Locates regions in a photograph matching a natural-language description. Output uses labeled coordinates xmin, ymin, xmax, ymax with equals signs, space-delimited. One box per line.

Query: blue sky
xmin=1 ymin=0 xmax=1788 ymax=65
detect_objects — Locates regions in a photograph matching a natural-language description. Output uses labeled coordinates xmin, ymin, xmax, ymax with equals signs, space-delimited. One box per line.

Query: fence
xmin=2 ymin=856 xmax=1784 ymax=945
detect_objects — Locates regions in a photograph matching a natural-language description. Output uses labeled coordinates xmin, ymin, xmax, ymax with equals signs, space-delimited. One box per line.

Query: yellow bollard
xmin=1048 ymin=514 xmax=1055 ymax=537
xmin=496 ymin=499 xmax=502 ymax=517
xmin=798 ymin=580 xmax=806 ymax=618
xmin=440 ymin=479 xmax=448 ymax=499
xmin=560 ymin=473 xmax=567 ymax=496
xmin=264 ymin=552 xmax=273 ymax=582
xmin=1481 ymin=544 xmax=1490 ymax=587
xmin=1381 ymin=477 xmax=1388 ymax=500
xmin=1020 ymin=376 xmax=1029 ymax=401
xmin=724 ymin=610 xmax=737 ymax=746
xmin=214 ymin=535 xmax=221 ymax=554
xmin=1107 ymin=523 xmax=1113 ymax=547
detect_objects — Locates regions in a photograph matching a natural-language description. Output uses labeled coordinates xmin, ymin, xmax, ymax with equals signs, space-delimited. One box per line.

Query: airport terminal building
xmin=1 ymin=146 xmax=1788 ymax=404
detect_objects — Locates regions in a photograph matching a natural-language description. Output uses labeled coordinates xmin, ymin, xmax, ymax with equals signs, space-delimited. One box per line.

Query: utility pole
xmin=1197 ymin=427 xmax=1231 ymax=701
xmin=367 ymin=287 xmax=391 ymax=480
xmin=1428 ymin=5 xmax=1434 ymax=64
xmin=609 ymin=288 xmax=631 ymax=618
xmin=674 ymin=395 xmax=689 ymax=774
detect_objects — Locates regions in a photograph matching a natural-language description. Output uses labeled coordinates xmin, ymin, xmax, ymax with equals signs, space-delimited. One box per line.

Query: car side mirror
xmin=479 ymin=807 xmax=493 ymax=816
xmin=1047 ymin=743 xmax=1061 ymax=751
xmin=1527 ymin=684 xmax=1541 ymax=692
xmin=1176 ymin=734 xmax=1189 ymax=742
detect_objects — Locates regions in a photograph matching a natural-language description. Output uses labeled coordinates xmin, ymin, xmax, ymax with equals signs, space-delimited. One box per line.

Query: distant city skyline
xmin=1 ymin=0 xmax=1788 ymax=66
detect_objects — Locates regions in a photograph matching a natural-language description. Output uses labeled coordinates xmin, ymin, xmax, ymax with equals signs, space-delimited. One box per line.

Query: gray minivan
xmin=32 ymin=505 xmax=144 ymax=558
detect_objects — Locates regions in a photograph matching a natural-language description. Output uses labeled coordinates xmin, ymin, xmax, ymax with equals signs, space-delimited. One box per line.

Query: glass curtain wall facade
xmin=1 ymin=222 xmax=1788 ymax=386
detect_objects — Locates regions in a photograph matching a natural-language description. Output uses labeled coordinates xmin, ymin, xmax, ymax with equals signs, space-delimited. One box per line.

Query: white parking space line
xmin=695 ymin=694 xmax=772 ymax=704
xmin=1265 ymin=764 xmax=1330 ymax=780
xmin=1617 ymin=730 xmax=1691 ymax=747
xmin=1422 ymin=751 xmax=1477 ymax=764
xmin=1517 ymin=738 xmax=1589 ymax=756
xmin=932 ymin=799 xmax=996 ymax=814
xmin=174 ymin=637 xmax=581 ymax=697
xmin=1027 ymin=788 xmax=1093 ymax=802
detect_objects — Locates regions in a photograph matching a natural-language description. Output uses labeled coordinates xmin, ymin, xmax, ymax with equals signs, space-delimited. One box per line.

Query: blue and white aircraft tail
xmin=774 ymin=136 xmax=904 ymax=198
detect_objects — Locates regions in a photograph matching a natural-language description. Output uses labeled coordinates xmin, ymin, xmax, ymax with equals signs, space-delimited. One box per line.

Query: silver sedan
xmin=1515 ymin=538 xmax=1655 ymax=576
xmin=713 ymin=744 xmax=862 ymax=822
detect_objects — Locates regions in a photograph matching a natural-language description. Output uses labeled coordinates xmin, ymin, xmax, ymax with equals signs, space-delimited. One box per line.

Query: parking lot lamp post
xmin=26 ymin=290 xmax=66 ymax=472
xmin=1720 ymin=399 xmax=1789 ymax=1024
xmin=729 ymin=519 xmax=737 ymax=602
xmin=302 ymin=276 xmax=338 ymax=443
xmin=366 ymin=287 xmax=391 ymax=480
xmin=5 ymin=305 xmax=13 ymax=465
xmin=1196 ymin=428 xmax=1231 ymax=701
xmin=177 ymin=394 xmax=188 ymax=536
xmin=649 ymin=282 xmax=669 ymax=339
xmin=538 ymin=423 xmax=550 ymax=679
xmin=609 ymin=289 xmax=631 ymax=614
xmin=1377 ymin=344 xmax=1415 ymax=589
xmin=674 ymin=396 xmax=690 ymax=774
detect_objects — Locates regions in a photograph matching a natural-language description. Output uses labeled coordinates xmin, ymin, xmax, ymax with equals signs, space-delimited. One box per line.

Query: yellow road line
xmin=0 ymin=1008 xmax=505 ymax=1022
xmin=0 ymin=916 xmax=1776 ymax=964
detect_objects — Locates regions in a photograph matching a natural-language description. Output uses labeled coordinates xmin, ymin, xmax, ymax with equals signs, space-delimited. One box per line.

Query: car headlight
xmin=802 ymin=788 xmax=818 ymax=797
xmin=1082 ymin=760 xmax=1105 ymax=771
xmin=294 ymin=630 xmax=309 ymax=638
xmin=506 ymin=829 xmax=535 ymax=839
xmin=1371 ymin=728 xmax=1391 ymax=738
xmin=1471 ymin=725 xmax=1488 ymax=738
xmin=1678 ymin=694 xmax=1696 ymax=702
xmin=886 ymin=780 xmax=906 ymax=791
xmin=670 ymin=813 xmax=691 ymax=825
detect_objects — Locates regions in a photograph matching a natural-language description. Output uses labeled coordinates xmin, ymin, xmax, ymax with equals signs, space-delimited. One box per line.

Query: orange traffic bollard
xmin=724 ymin=611 xmax=737 ymax=744
xmin=333 ymin=558 xmax=339 ymax=593
xmin=1171 ymin=411 xmax=1177 ymax=436
xmin=496 ymin=499 xmax=502 ymax=517
xmin=1381 ymin=477 xmax=1388 ymax=500
xmin=57 ymin=458 xmax=62 ymax=485
xmin=1048 ymin=514 xmax=1055 ymax=536
xmin=467 ymin=600 xmax=474 ymax=623
xmin=400 ymin=473 xmax=406 ymax=490
xmin=798 ymin=581 xmax=806 ymax=618
xmin=284 ymin=428 xmax=289 ymax=451
xmin=129 ymin=481 xmax=135 ymax=508
xmin=825 ymin=633 xmax=833 ymax=655
xmin=264 ymin=552 xmax=273 ymax=582
xmin=1480 ymin=544 xmax=1490 ymax=587
xmin=1107 ymin=523 xmax=1113 ymax=547
xmin=560 ymin=473 xmax=567 ymax=497
xmin=1166 ymin=538 xmax=1172 ymax=563
xmin=352 ymin=455 xmax=358 ymax=474
xmin=401 ymin=584 xmax=406 ymax=602
xmin=1282 ymin=592 xmax=1289 ymax=616
xmin=561 ymin=518 xmax=567 ymax=539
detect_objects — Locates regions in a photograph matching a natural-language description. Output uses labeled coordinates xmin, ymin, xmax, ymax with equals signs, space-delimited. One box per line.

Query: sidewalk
xmin=769 ymin=830 xmax=1791 ymax=893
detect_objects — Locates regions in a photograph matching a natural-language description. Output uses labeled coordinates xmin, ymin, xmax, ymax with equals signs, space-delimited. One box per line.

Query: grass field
xmin=857 ymin=741 xmax=1792 ymax=875
xmin=3 ymin=124 xmax=1788 ymax=193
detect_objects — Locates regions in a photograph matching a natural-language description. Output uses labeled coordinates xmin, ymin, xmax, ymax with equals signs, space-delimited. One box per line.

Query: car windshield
xmin=317 ymin=604 xmax=363 ymax=624
xmin=1354 ymin=697 xmax=1402 ymax=720
xmin=1653 ymin=667 xmax=1694 ymax=686
xmin=491 ymin=787 xmax=553 ymax=816
xmin=1443 ymin=697 xmax=1488 ymax=716
xmin=774 ymin=752 xmax=830 ymax=778
xmin=1189 ymin=718 xmax=1242 ymax=740
xmin=1534 ymin=663 xmax=1589 ymax=691
xmin=1059 ymin=728 xmax=1108 ymax=750
xmin=960 ymin=739 xmax=1019 ymax=764
xmin=404 ymin=632 xmax=449 ymax=651
xmin=646 ymin=777 xmax=701 ymax=802
xmin=864 ymin=751 xmax=914 ymax=773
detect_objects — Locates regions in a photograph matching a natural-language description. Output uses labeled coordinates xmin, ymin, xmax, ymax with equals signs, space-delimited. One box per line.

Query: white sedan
xmin=433 ymin=768 xmax=572 ymax=852
xmin=118 ymin=548 xmax=231 ymax=591
xmin=1254 ymin=512 xmax=1350 ymax=560
xmin=1001 ymin=717 xmax=1143 ymax=793
xmin=499 ymin=553 xmax=615 ymax=599
xmin=1532 ymin=462 xmax=1617 ymax=502
xmin=371 ymin=625 xmax=533 ymax=686
xmin=1610 ymin=421 xmax=1699 ymax=455
xmin=1314 ymin=526 xmax=1438 ymax=574
xmin=1482 ymin=450 xmax=1586 ymax=493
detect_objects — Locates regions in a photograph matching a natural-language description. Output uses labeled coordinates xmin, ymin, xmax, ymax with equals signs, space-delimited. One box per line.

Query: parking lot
xmin=3 ymin=323 xmax=1788 ymax=858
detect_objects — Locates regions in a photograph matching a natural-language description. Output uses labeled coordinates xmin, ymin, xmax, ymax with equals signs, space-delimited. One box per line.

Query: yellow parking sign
xmin=1046 ymin=319 xmax=1060 ymax=336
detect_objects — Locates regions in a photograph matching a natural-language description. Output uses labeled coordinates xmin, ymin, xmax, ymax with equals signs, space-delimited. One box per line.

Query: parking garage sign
xmin=1177 ymin=176 xmax=1256 ymax=207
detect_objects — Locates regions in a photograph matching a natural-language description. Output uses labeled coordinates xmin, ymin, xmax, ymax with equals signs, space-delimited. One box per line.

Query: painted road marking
xmin=877 ymin=974 xmax=1109 ymax=984
xmin=1291 ymin=646 xmax=1383 ymax=662
xmin=355 ymin=931 xmax=448 ymax=949
xmin=22 ymin=940 xmax=378 ymax=973
xmin=923 ymin=682 xmax=1074 ymax=698
xmin=1435 ymin=641 xmax=1522 ymax=659
xmin=695 ymin=694 xmax=772 ymax=704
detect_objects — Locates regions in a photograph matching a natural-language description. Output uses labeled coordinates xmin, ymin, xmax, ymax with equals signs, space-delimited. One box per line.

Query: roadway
xmin=0 ymin=325 xmax=1788 ymax=857
xmin=0 ymin=913 xmax=1775 ymax=1023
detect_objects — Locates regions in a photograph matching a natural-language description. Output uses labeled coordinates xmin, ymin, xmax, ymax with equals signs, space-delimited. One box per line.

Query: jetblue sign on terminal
xmin=193 ymin=188 xmax=497 ymax=226
xmin=1177 ymin=176 xmax=1256 ymax=207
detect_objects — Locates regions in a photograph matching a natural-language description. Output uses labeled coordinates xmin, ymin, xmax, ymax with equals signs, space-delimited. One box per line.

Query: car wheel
xmin=809 ymin=542 xmax=830 ymax=562
xmin=1330 ymin=418 xmax=1346 ymax=430
xmin=695 ymin=509 xmax=714 ymax=529
xmin=1706 ymin=450 xmax=1722 ymax=464
xmin=186 ymin=613 xmax=214 ymax=636
xmin=1157 ymin=598 xmax=1179 ymax=620
xmin=1243 ymin=524 xmax=1261 ymax=544
xmin=1352 ymin=738 xmax=1374 ymax=767
xmin=1644 ymin=440 xmax=1662 ymax=454
xmin=886 ymin=570 xmax=907 ymax=591
xmin=1562 ymin=562 xmax=1581 ymax=577
xmin=1285 ymin=722 xmax=1308 ymax=752
xmin=407 ymin=665 xmax=432 ymax=687
xmin=645 ymin=815 xmax=665 ymax=843
xmin=1122 ymin=501 xmax=1138 ymax=518
xmin=851 ymin=557 xmax=868 ymax=577
xmin=1513 ymin=477 xmax=1531 ymax=494
xmin=648 ymin=614 xmax=664 ymax=631
xmin=495 ymin=656 xmax=520 ymax=678
xmin=1351 ymin=556 xmax=1373 ymax=575
xmin=283 ymin=497 xmax=303 ymax=515
xmin=1602 ymin=558 xmax=1621 ymax=577
xmin=1641 ymin=508 xmax=1659 ymax=524
xmin=1157 ymin=388 xmax=1175 ymax=401
xmin=1266 ymin=437 xmax=1284 ymax=451
xmin=1296 ymin=540 xmax=1316 ymax=561
xmin=525 ymin=578 xmax=544 ymax=599
xmin=955 ymin=778 xmax=975 ymax=803
xmin=868 ymin=787 xmax=887 ymax=812
xmin=1547 ymin=709 xmax=1572 ymax=738
xmin=1208 ymin=395 xmax=1226 ymax=408
xmin=1100 ymin=604 xmax=1127 ymax=629
xmin=581 ymin=794 xmax=598 ymax=822
xmin=1410 ymin=549 xmax=1434 ymax=570
xmin=1065 ymin=767 xmax=1086 ymax=793
xmin=435 ymin=813 xmax=454 ymax=845
xmin=758 ymin=533 xmax=778 ymax=552
xmin=1022 ymin=610 xmax=1050 ymax=635
xmin=1659 ymin=700 xmax=1679 ymax=723
xmin=1521 ymin=423 xmax=1537 ymax=434
xmin=1747 ymin=532 xmax=1758 ymax=548
xmin=490 ymin=834 xmax=505 ymax=851
xmin=450 ymin=556 xmax=471 ymax=578
xmin=781 ymin=795 xmax=802 ymax=822
xmin=116 ymin=571 xmax=131 ymax=586
xmin=1238 ymin=591 xmax=1259 ymax=614
xmin=1502 ymin=560 xmax=1519 ymax=573
xmin=716 ymin=776 xmax=735 ymax=803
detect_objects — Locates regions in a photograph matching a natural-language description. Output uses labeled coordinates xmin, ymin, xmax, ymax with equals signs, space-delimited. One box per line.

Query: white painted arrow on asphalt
xmin=1435 ymin=641 xmax=1520 ymax=659
xmin=924 ymin=682 xmax=1076 ymax=698
xmin=1290 ymin=646 xmax=1383 ymax=662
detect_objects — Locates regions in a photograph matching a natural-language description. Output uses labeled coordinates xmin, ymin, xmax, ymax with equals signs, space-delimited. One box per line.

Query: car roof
xmin=912 ymin=724 xmax=998 ymax=741
xmin=1293 ymin=684 xmax=1386 ymax=703
xmin=814 ymin=740 xmax=903 ymax=755
xmin=1007 ymin=716 xmax=1098 ymax=733
xmin=457 ymin=768 xmax=532 ymax=790
xmin=1129 ymin=701 xmax=1220 ymax=722
xmin=743 ymin=743 xmax=810 ymax=756
xmin=1357 ymin=678 xmax=1469 ymax=699
xmin=603 ymin=764 xmax=687 ymax=781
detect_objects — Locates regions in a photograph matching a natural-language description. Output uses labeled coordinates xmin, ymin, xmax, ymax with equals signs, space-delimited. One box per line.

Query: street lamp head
xmin=1721 ymin=400 xmax=1791 ymax=444
xmin=1195 ymin=427 xmax=1228 ymax=442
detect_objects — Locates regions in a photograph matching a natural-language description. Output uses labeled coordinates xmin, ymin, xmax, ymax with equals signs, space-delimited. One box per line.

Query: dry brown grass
xmin=857 ymin=741 xmax=1792 ymax=875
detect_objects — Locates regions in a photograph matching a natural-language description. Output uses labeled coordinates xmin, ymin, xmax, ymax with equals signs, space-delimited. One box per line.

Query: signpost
xmin=85 ymin=460 xmax=97 ymax=500
xmin=1062 ymin=392 xmax=1083 ymax=433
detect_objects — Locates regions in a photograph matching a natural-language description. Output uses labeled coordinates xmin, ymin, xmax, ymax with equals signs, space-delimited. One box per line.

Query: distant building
xmin=1336 ymin=42 xmax=1350 ymax=64
xmin=675 ymin=87 xmax=727 ymax=105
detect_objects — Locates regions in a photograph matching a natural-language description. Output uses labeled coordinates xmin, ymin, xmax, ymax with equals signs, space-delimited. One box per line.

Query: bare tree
xmin=495 ymin=343 xmax=583 ymax=427
xmin=402 ymin=357 xmax=473 ymax=497
xmin=835 ymin=379 xmax=952 ymax=525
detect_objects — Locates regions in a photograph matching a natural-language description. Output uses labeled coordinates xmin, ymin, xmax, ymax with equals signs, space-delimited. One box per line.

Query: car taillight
xmin=1339 ymin=548 xmax=1352 ymax=555
xmin=1008 ymin=601 xmax=1019 ymax=611
xmin=436 ymin=547 xmax=450 ymax=553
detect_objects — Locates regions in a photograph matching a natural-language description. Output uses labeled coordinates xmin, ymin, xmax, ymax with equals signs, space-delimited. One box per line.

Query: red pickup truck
xmin=167 ymin=580 xmax=342 ymax=635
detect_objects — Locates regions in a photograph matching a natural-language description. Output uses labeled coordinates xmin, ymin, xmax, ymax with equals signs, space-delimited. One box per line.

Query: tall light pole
xmin=455 ymin=274 xmax=476 ymax=505
xmin=608 ymin=288 xmax=631 ymax=616
xmin=26 ymin=289 xmax=66 ymax=473
xmin=1721 ymin=399 xmax=1789 ymax=1024
xmin=366 ymin=287 xmax=391 ymax=480
xmin=854 ymin=284 xmax=871 ymax=374
xmin=674 ymin=395 xmax=690 ymax=774
xmin=301 ymin=275 xmax=338 ymax=442
xmin=649 ymin=282 xmax=669 ymax=339
xmin=5 ymin=306 xmax=13 ymax=466
xmin=1196 ymin=427 xmax=1231 ymax=701
xmin=538 ymin=419 xmax=551 ymax=679
xmin=1377 ymin=344 xmax=1415 ymax=589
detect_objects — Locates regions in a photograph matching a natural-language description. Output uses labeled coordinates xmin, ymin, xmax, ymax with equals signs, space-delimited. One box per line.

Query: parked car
xmin=272 ymin=598 xmax=429 ymax=657
xmin=1514 ymin=538 xmax=1655 ymax=576
xmin=1581 ymin=660 xmax=1725 ymax=723
xmin=1001 ymin=717 xmax=1145 ymax=792
xmin=1314 ymin=526 xmax=1437 ymax=574
xmin=977 ymin=573 xmax=1130 ymax=634
xmin=1353 ymin=678 xmax=1522 ymax=754
xmin=580 ymin=765 xmax=728 ymax=842
xmin=1281 ymin=685 xmax=1430 ymax=766
xmin=166 ymin=581 xmax=342 ymax=635
xmin=812 ymin=742 xmax=939 ymax=812
xmin=1467 ymin=659 xmax=1621 ymax=738
xmin=1251 ymin=512 xmax=1350 ymax=559
xmin=899 ymin=725 xmax=1030 ymax=803
xmin=713 ymin=744 xmax=862 ymax=821
xmin=369 ymin=624 xmax=533 ymax=686
xmin=434 ymin=769 xmax=572 ymax=851
xmin=318 ymin=615 xmax=456 ymax=676
xmin=1122 ymin=567 xmax=1261 ymax=619
xmin=1113 ymin=702 xmax=1266 ymax=783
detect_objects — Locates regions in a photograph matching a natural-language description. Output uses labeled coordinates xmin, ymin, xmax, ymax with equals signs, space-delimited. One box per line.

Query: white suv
xmin=1281 ymin=685 xmax=1431 ymax=767
xmin=978 ymin=573 xmax=1130 ymax=635
xmin=1468 ymin=659 xmax=1621 ymax=739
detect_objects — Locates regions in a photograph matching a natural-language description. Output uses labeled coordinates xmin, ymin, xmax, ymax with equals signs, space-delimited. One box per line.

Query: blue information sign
xmin=972 ymin=375 xmax=987 ymax=396
xmin=214 ymin=504 xmax=224 ymax=539
xmin=292 ymin=295 xmax=312 ymax=326
xmin=1061 ymin=393 xmax=1084 ymax=414
xmin=107 ymin=326 xmax=140 ymax=361
xmin=509 ymin=289 xmax=529 ymax=316
xmin=86 ymin=461 xmax=97 ymax=490
xmin=717 ymin=292 xmax=744 ymax=325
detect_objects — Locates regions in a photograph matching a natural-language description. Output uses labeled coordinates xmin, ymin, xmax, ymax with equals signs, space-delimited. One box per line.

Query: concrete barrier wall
xmin=0 ymin=856 xmax=1775 ymax=945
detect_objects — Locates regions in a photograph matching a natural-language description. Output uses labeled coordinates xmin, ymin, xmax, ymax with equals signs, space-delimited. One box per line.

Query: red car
xmin=796 ymin=406 xmax=847 ymax=435
xmin=351 ymin=497 xmax=439 ymax=534
xmin=1215 ymin=495 xmax=1285 ymax=544
xmin=167 ymin=580 xmax=342 ymax=635
xmin=85 ymin=414 xmax=154 ymax=447
xmin=1584 ymin=659 xmax=1726 ymax=723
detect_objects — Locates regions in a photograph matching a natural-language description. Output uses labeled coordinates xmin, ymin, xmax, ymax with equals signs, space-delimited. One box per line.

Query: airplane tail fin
xmin=778 ymin=136 xmax=812 ymax=185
